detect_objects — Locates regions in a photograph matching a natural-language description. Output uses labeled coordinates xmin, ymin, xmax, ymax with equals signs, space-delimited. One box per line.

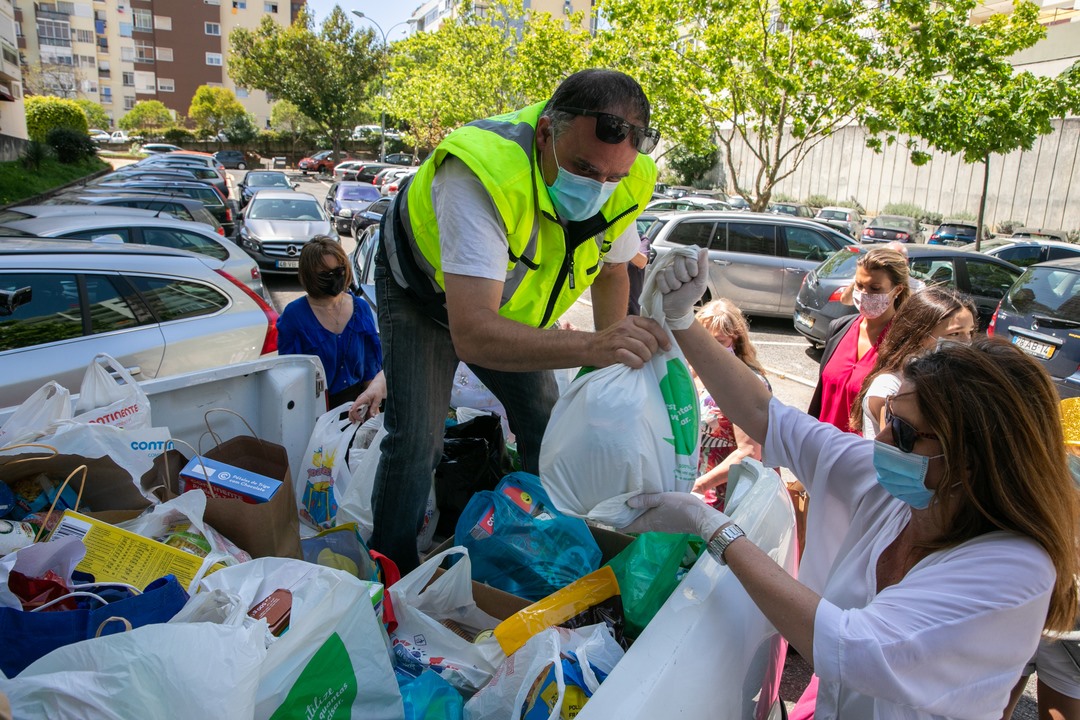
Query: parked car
xmin=236 ymin=190 xmax=336 ymax=273
xmin=927 ymin=219 xmax=978 ymax=246
xmin=813 ymin=206 xmax=864 ymax=238
xmin=646 ymin=196 xmax=732 ymax=212
xmin=663 ymin=185 xmax=695 ymax=199
xmin=862 ymin=214 xmax=922 ymax=243
xmin=297 ymin=150 xmax=351 ymax=175
xmin=332 ymin=160 xmax=366 ymax=182
xmin=354 ymin=162 xmax=395 ymax=184
xmin=382 ymin=152 xmax=418 ymax=166
xmin=725 ymin=195 xmax=752 ymax=211
xmin=108 ymin=130 xmax=142 ymax=144
xmin=975 ymin=237 xmax=1080 ymax=268
xmin=793 ymin=244 xmax=1023 ymax=346
xmin=140 ymin=143 xmax=183 ymax=155
xmin=214 ymin=149 xmax=253 ymax=170
xmin=0 ymin=214 xmax=264 ymax=297
xmin=988 ymin=257 xmax=1080 ymax=398
xmin=77 ymin=181 xmax=235 ymax=236
xmin=349 ymin=196 xmax=391 ymax=237
xmin=351 ymin=124 xmax=381 ymax=141
xmin=0 ymin=205 xmax=178 ymax=224
xmin=349 ymin=224 xmax=379 ymax=307
xmin=38 ymin=193 xmax=225 ymax=236
xmin=237 ymin=170 xmax=298 ymax=207
xmin=648 ymin=210 xmax=855 ymax=318
xmin=88 ymin=129 xmax=110 ymax=143
xmin=140 ymin=153 xmax=227 ymax=180
xmin=769 ymin=202 xmax=815 ymax=219
xmin=1011 ymin=227 xmax=1071 ymax=242
xmin=381 ymin=169 xmax=417 ymax=197
xmin=0 ymin=237 xmax=278 ymax=408
xmin=371 ymin=166 xmax=407 ymax=191
xmin=324 ymin=182 xmax=383 ymax=236
xmin=97 ymin=167 xmax=231 ymax=199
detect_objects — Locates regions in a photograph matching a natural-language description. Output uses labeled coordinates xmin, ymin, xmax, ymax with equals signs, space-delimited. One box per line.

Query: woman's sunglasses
xmin=555 ymin=107 xmax=661 ymax=154
xmin=884 ymin=394 xmax=938 ymax=453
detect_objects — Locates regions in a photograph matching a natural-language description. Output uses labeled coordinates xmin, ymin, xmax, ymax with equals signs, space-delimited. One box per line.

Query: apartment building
xmin=410 ymin=0 xmax=595 ymax=33
xmin=1 ymin=0 xmax=27 ymax=159
xmin=13 ymin=0 xmax=304 ymax=129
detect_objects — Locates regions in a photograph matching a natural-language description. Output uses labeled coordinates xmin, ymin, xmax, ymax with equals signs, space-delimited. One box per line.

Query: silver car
xmin=0 ymin=237 xmax=278 ymax=408
xmin=648 ymin=210 xmax=855 ymax=317
xmin=236 ymin=190 xmax=337 ymax=273
xmin=814 ymin=206 xmax=864 ymax=239
xmin=0 ymin=212 xmax=266 ymax=299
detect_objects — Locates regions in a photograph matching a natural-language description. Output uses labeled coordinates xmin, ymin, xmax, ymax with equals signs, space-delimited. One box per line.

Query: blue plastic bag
xmin=455 ymin=472 xmax=601 ymax=601
xmin=398 ymin=669 xmax=464 ymax=720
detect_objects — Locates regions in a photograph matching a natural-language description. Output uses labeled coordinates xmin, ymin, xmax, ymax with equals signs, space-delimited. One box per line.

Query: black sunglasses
xmin=555 ymin=106 xmax=661 ymax=154
xmin=884 ymin=395 xmax=938 ymax=453
xmin=317 ymin=267 xmax=346 ymax=281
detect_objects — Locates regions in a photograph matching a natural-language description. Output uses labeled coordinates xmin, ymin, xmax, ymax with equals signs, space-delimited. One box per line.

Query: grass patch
xmin=0 ymin=155 xmax=110 ymax=206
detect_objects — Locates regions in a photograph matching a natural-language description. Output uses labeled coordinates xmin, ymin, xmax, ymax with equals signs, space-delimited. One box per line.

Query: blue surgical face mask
xmin=545 ymin=132 xmax=619 ymax=222
xmin=872 ymin=440 xmax=944 ymax=510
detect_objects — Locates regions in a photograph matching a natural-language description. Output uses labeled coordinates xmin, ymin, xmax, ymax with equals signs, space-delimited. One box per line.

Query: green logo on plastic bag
xmin=270 ymin=632 xmax=357 ymax=720
xmin=659 ymin=358 xmax=700 ymax=479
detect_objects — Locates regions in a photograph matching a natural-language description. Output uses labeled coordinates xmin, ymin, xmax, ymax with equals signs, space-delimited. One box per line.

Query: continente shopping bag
xmin=539 ymin=246 xmax=700 ymax=527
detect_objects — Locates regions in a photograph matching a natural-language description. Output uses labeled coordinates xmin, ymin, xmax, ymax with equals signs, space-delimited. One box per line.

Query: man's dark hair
xmin=541 ymin=69 xmax=651 ymax=136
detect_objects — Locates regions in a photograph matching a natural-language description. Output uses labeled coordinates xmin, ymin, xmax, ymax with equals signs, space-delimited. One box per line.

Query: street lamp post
xmin=351 ymin=11 xmax=412 ymax=163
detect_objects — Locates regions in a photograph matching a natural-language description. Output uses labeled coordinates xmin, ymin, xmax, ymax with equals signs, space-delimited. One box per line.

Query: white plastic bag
xmin=117 ymin=490 xmax=252 ymax=568
xmin=72 ymin=353 xmax=151 ymax=430
xmin=539 ymin=247 xmax=701 ymax=527
xmin=389 ymin=546 xmax=507 ymax=694
xmin=0 ymin=621 xmax=267 ymax=718
xmin=465 ymin=624 xmax=625 ymax=720
xmin=199 ymin=557 xmax=405 ymax=720
xmin=0 ymin=381 xmax=71 ymax=446
xmin=296 ymin=402 xmax=360 ymax=530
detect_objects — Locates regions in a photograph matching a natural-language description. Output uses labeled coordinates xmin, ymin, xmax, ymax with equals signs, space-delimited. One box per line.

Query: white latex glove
xmin=657 ymin=247 xmax=709 ymax=330
xmin=619 ymin=492 xmax=730 ymax=541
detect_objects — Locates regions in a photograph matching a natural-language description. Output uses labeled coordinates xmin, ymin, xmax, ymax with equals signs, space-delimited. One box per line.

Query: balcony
xmin=35 ymin=6 xmax=69 ymax=21
xmin=98 ymin=67 xmax=110 ymax=77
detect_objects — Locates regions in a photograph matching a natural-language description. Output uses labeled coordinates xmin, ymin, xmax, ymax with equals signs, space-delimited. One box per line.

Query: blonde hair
xmin=695 ymin=298 xmax=766 ymax=377
xmin=858 ymin=247 xmax=912 ymax=311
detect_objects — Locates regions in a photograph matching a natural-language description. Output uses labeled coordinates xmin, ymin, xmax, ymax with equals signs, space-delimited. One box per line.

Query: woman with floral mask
xmin=626 ymin=249 xmax=1080 ymax=719
xmin=808 ymin=247 xmax=911 ymax=432
xmin=277 ymin=235 xmax=385 ymax=422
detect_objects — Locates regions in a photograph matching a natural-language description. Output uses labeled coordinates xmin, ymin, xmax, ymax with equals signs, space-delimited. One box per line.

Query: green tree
xmin=872 ymin=4 xmax=1080 ymax=248
xmin=225 ymin=113 xmax=261 ymax=145
xmin=229 ymin=6 xmax=381 ymax=158
xmin=188 ymin=85 xmax=248 ymax=143
xmin=118 ymin=100 xmax=173 ymax=135
xmin=74 ymin=99 xmax=110 ymax=130
xmin=668 ymin=144 xmax=719 ymax=187
xmin=270 ymin=100 xmax=319 ymax=137
xmin=24 ymin=96 xmax=88 ymax=142
xmin=384 ymin=0 xmax=591 ymax=152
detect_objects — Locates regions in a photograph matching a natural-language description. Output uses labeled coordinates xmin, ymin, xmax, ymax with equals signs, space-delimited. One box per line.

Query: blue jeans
xmin=370 ymin=258 xmax=559 ymax=572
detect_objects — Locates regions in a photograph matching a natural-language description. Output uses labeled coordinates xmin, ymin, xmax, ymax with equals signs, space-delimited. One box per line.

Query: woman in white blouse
xmin=630 ymin=249 xmax=1080 ymax=719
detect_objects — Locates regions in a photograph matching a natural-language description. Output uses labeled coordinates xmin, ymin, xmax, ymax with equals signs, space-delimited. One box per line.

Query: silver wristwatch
xmin=707 ymin=524 xmax=746 ymax=565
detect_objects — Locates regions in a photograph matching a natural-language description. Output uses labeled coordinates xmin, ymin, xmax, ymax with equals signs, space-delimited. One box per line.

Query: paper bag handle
xmin=95 ymin=616 xmax=133 ymax=637
xmin=36 ymin=463 xmax=88 ymax=542
xmin=203 ymin=407 xmax=266 ymax=450
xmin=152 ymin=437 xmax=219 ymax=499
xmin=0 ymin=443 xmax=60 ymax=466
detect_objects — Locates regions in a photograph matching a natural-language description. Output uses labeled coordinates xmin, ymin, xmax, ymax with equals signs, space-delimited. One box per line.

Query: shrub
xmin=772 ymin=192 xmax=798 ymax=203
xmin=162 ymin=126 xmax=197 ymax=144
xmin=46 ymin=128 xmax=98 ymax=164
xmin=922 ymin=210 xmax=943 ymax=226
xmin=805 ymin=194 xmax=837 ymax=209
xmin=20 ymin=140 xmax=50 ymax=170
xmin=882 ymin=202 xmax=922 ymax=219
xmin=996 ymin=219 xmax=1023 ymax=235
xmin=948 ymin=210 xmax=976 ymax=221
xmin=842 ymin=196 xmax=866 ymax=215
xmin=1067 ymin=230 xmax=1079 ymax=244
xmin=24 ymin=96 xmax=89 ymax=143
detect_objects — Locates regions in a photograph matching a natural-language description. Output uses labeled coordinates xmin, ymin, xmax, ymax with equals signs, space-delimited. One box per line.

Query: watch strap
xmin=707 ymin=523 xmax=745 ymax=565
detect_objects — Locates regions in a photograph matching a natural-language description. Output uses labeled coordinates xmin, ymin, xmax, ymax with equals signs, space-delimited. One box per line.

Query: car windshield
xmin=816 ymin=248 xmax=863 ymax=278
xmin=871 ymin=216 xmax=915 ymax=231
xmin=0 ymin=210 xmax=33 ymax=223
xmin=772 ymin=205 xmax=797 ymax=215
xmin=340 ymin=186 xmax=380 ymax=201
xmin=938 ymin=224 xmax=976 ymax=236
xmin=247 ymin=198 xmax=324 ymax=220
xmin=1007 ymin=267 xmax=1080 ymax=322
xmin=248 ymin=173 xmax=291 ymax=188
xmin=818 ymin=210 xmax=849 ymax=221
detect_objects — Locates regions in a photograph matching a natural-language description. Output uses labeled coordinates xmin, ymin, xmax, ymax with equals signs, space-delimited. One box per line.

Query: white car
xmin=108 ymin=130 xmax=143 ymax=144
xmin=0 ymin=237 xmax=278 ymax=408
xmin=88 ymin=129 xmax=110 ymax=143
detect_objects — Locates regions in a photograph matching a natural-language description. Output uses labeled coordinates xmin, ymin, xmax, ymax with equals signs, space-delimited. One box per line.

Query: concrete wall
xmin=725 ymin=117 xmax=1080 ymax=232
xmin=0 ymin=131 xmax=27 ymax=161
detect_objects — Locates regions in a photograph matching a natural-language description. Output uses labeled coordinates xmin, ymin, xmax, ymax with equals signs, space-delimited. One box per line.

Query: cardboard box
xmin=427 ymin=567 xmax=531 ymax=620
xmin=179 ymin=455 xmax=282 ymax=504
xmin=48 ymin=510 xmax=225 ymax=590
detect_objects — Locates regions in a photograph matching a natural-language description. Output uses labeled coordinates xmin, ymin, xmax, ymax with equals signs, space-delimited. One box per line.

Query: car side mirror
xmin=0 ymin=286 xmax=32 ymax=317
xmin=292 ymin=183 xmax=300 ymax=190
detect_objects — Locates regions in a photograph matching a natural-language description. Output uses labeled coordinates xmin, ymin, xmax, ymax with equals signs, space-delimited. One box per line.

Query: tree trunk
xmin=975 ymin=154 xmax=990 ymax=252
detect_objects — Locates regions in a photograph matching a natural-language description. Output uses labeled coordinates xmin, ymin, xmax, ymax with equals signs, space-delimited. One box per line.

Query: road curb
xmin=762 ymin=367 xmax=816 ymax=388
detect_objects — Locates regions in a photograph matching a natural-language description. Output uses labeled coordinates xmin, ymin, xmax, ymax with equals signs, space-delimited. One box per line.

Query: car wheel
xmin=237 ymin=162 xmax=246 ymax=170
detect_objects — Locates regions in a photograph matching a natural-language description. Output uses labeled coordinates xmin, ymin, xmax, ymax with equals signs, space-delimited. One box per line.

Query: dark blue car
xmin=324 ymin=181 xmax=383 ymax=236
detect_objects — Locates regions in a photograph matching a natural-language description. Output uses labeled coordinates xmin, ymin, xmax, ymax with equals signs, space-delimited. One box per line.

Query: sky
xmin=304 ymin=0 xmax=419 ymax=42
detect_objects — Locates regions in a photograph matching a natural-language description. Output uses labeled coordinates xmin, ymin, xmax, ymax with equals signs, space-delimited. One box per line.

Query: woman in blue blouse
xmin=277 ymin=236 xmax=385 ymax=421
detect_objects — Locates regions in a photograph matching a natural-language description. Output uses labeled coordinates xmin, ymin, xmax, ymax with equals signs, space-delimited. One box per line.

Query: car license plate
xmin=795 ymin=312 xmax=815 ymax=329
xmin=276 ymin=260 xmax=299 ymax=269
xmin=1012 ymin=335 xmax=1055 ymax=359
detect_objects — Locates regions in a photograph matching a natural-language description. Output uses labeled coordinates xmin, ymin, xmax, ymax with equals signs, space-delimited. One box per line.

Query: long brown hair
xmin=849 ymin=287 xmax=977 ymax=432
xmin=905 ymin=338 xmax=1080 ymax=632
xmin=857 ymin=247 xmax=912 ymax=310
xmin=695 ymin=298 xmax=767 ymax=377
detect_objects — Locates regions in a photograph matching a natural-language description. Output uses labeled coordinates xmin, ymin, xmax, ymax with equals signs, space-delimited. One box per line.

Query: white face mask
xmin=851 ymin=288 xmax=895 ymax=319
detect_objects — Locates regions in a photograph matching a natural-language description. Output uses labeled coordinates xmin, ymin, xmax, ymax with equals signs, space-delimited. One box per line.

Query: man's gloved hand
xmin=657 ymin=248 xmax=709 ymax=330
xmin=619 ymin=492 xmax=730 ymax=541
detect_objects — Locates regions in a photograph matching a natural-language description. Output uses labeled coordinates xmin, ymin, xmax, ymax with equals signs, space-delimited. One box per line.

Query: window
xmin=101 ymin=87 xmax=112 ymax=102
xmin=122 ymin=71 xmax=134 ymax=86
xmin=135 ymin=70 xmax=155 ymax=92
xmin=909 ymin=258 xmax=955 ymax=288
xmin=2 ymin=41 xmax=19 ymax=65
xmin=205 ymin=0 xmax=221 ymax=5
xmin=236 ymin=88 xmax=248 ymax=98
xmin=154 ymin=15 xmax=172 ymax=31
xmin=64 ymin=228 xmax=133 ymax=243
xmin=142 ymin=229 xmax=228 ymax=261
xmin=966 ymin=259 xmax=1020 ymax=301
xmin=264 ymin=1 xmax=277 ymax=11
xmin=155 ymin=47 xmax=172 ymax=61
xmin=666 ymin=220 xmax=717 ymax=248
xmin=133 ymin=9 xmax=152 ymax=31
xmin=36 ymin=18 xmax=71 ymax=47
xmin=157 ymin=77 xmax=174 ymax=92
xmin=1047 ymin=246 xmax=1080 ymax=262
xmin=135 ymin=40 xmax=154 ymax=63
xmin=204 ymin=22 xmax=220 ymax=35
xmin=783 ymin=227 xmax=834 ymax=262
xmin=232 ymin=0 xmax=247 ymax=8
xmin=995 ymin=246 xmax=1043 ymax=268
xmin=84 ymin=275 xmax=145 ymax=334
xmin=127 ymin=276 xmax=229 ymax=321
xmin=120 ymin=47 xmax=134 ymax=61
xmin=57 ymin=1 xmax=75 ymax=14
xmin=205 ymin=52 xmax=223 ymax=66
xmin=119 ymin=22 xmax=132 ymax=37
xmin=124 ymin=96 xmax=136 ymax=110
xmin=727 ymin=222 xmax=776 ymax=256
xmin=0 ymin=273 xmax=83 ymax=351
xmin=75 ymin=28 xmax=94 ymax=43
